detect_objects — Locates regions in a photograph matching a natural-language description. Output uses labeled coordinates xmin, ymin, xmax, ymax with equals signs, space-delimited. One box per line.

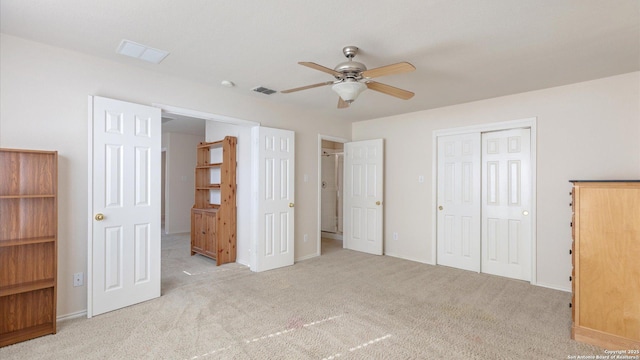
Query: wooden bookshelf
xmin=191 ymin=137 xmax=237 ymax=265
xmin=0 ymin=148 xmax=58 ymax=347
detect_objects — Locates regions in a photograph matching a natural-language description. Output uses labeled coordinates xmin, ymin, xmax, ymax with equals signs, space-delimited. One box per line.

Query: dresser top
xmin=569 ymin=180 xmax=640 ymax=183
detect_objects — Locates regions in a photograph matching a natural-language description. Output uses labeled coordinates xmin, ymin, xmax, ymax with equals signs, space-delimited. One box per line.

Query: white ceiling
xmin=1 ymin=0 xmax=638 ymax=122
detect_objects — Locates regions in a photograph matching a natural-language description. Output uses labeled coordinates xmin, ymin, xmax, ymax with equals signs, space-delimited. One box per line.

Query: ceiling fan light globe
xmin=332 ymin=81 xmax=366 ymax=103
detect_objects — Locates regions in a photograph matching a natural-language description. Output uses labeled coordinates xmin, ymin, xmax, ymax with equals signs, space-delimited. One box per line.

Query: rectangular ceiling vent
xmin=116 ymin=39 xmax=169 ymax=64
xmin=252 ymin=86 xmax=277 ymax=95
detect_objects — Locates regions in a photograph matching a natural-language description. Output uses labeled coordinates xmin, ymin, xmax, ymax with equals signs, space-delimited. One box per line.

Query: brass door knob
xmin=289 ymin=203 xmax=294 ymax=208
xmin=376 ymin=201 xmax=381 ymax=206
xmin=95 ymin=213 xmax=105 ymax=221
xmin=438 ymin=206 xmax=443 ymax=210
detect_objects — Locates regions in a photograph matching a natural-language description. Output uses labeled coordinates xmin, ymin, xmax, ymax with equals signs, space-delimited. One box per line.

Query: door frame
xmin=154 ymin=103 xmax=260 ymax=127
xmin=315 ymin=134 xmax=349 ymax=257
xmin=154 ymin=103 xmax=258 ymax=268
xmin=431 ymin=117 xmax=538 ymax=285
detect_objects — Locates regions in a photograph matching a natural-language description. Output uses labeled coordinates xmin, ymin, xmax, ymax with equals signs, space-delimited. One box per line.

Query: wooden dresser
xmin=570 ymin=181 xmax=640 ymax=349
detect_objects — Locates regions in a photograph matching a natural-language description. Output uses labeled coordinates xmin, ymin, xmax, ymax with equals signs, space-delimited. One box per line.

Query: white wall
xmin=352 ymin=72 xmax=640 ymax=291
xmin=164 ymin=132 xmax=205 ymax=234
xmin=0 ymin=34 xmax=351 ymax=318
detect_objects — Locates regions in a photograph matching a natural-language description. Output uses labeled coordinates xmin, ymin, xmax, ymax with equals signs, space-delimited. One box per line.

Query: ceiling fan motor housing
xmin=334 ymin=61 xmax=367 ymax=79
xmin=334 ymin=46 xmax=366 ymax=80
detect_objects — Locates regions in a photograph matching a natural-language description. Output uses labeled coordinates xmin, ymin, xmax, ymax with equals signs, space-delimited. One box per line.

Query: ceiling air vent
xmin=116 ymin=39 xmax=169 ymax=64
xmin=252 ymin=86 xmax=277 ymax=95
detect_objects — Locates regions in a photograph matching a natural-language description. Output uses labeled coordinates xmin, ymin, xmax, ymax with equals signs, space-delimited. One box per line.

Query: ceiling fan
xmin=281 ymin=46 xmax=416 ymax=109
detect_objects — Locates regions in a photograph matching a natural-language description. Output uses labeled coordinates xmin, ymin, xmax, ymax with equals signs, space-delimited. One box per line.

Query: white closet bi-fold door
xmin=481 ymin=128 xmax=531 ymax=281
xmin=436 ymin=128 xmax=532 ymax=281
xmin=436 ymin=133 xmax=481 ymax=272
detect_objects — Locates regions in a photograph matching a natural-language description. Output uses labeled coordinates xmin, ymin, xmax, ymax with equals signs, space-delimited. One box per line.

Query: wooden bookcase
xmin=191 ymin=136 xmax=237 ymax=265
xmin=0 ymin=148 xmax=57 ymax=347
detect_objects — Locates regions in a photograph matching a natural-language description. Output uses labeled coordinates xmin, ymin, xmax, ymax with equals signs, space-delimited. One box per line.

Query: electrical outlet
xmin=304 ymin=234 xmax=308 ymax=242
xmin=73 ymin=272 xmax=84 ymax=287
xmin=393 ymin=232 xmax=398 ymax=241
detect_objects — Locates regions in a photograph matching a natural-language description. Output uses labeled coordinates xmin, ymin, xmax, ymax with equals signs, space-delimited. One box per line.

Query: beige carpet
xmin=1 ymin=234 xmax=602 ymax=359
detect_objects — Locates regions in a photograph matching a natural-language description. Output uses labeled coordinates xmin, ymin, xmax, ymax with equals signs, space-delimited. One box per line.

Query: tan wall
xmin=164 ymin=132 xmax=205 ymax=234
xmin=352 ymin=72 xmax=640 ymax=291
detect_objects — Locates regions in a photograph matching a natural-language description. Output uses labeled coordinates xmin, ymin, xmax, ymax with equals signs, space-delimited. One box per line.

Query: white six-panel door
xmin=344 ymin=139 xmax=384 ymax=255
xmin=89 ymin=96 xmax=161 ymax=317
xmin=435 ymin=127 xmax=532 ymax=281
xmin=436 ymin=133 xmax=481 ymax=272
xmin=481 ymin=128 xmax=531 ymax=280
xmin=251 ymin=126 xmax=295 ymax=272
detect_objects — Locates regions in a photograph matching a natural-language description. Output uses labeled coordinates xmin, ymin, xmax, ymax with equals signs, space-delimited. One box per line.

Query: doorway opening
xmin=161 ymin=114 xmax=206 ymax=236
xmin=317 ymin=135 xmax=347 ymax=255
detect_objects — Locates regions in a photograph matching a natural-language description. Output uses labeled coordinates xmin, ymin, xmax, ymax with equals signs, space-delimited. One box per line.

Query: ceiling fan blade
xmin=281 ymin=81 xmax=334 ymax=94
xmin=299 ymin=62 xmax=342 ymax=77
xmin=366 ymin=81 xmax=415 ymax=100
xmin=337 ymin=97 xmax=350 ymax=109
xmin=361 ymin=62 xmax=415 ymax=79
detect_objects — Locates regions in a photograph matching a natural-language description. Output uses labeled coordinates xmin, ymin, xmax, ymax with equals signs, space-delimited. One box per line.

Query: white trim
xmin=250 ymin=126 xmax=259 ymax=271
xmin=385 ymin=252 xmax=431 ymax=265
xmin=86 ymin=96 xmax=94 ymax=319
xmin=529 ymin=122 xmax=538 ymax=286
xmin=430 ymin=132 xmax=438 ymax=266
xmin=431 ymin=117 xmax=538 ymax=285
xmin=295 ymin=253 xmax=319 ymax=262
xmin=317 ymin=134 xmax=349 ymax=256
xmin=433 ymin=118 xmax=535 ymax=137
xmin=235 ymin=257 xmax=250 ymax=267
xmin=57 ymin=310 xmax=88 ymax=322
xmin=153 ymin=103 xmax=260 ymax=127
xmin=536 ymin=282 xmax=571 ymax=293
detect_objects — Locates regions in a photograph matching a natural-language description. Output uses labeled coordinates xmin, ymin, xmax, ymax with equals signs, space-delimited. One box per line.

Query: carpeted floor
xmin=0 ymin=233 xmax=603 ymax=359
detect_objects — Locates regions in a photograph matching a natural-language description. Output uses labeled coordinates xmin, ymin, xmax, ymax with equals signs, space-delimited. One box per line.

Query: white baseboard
xmin=57 ymin=310 xmax=87 ymax=322
xmin=534 ymin=282 xmax=571 ymax=293
xmin=384 ymin=251 xmax=432 ymax=265
xmin=236 ymin=257 xmax=250 ymax=267
xmin=163 ymin=230 xmax=190 ymax=236
xmin=295 ymin=253 xmax=320 ymax=262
